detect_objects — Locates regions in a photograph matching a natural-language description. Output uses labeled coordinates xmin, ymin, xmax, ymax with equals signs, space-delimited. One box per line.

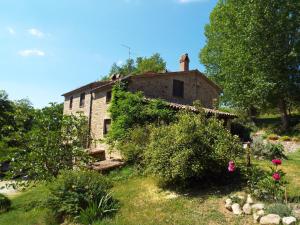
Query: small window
xmin=79 ymin=93 xmax=85 ymax=107
xmin=106 ymin=91 xmax=112 ymax=103
xmin=103 ymin=119 xmax=111 ymax=135
xmin=69 ymin=96 xmax=73 ymax=109
xmin=173 ymin=80 xmax=184 ymax=98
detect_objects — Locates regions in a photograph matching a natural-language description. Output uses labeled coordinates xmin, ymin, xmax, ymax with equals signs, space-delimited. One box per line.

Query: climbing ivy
xmin=107 ymin=82 xmax=175 ymax=145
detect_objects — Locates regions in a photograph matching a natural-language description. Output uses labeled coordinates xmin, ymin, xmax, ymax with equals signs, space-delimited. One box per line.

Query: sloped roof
xmin=166 ymin=102 xmax=236 ymax=118
xmin=61 ymin=80 xmax=110 ymax=96
xmin=62 ymin=70 xmax=222 ymax=96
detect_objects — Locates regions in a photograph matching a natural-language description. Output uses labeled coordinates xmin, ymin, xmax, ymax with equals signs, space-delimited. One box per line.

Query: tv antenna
xmin=121 ymin=44 xmax=132 ymax=60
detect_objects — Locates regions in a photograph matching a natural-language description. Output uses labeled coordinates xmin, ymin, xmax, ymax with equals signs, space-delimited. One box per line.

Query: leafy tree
xmin=108 ymin=59 xmax=136 ymax=77
xmin=134 ymin=53 xmax=166 ymax=74
xmin=0 ymin=92 xmax=35 ymax=161
xmin=108 ymin=53 xmax=167 ymax=77
xmin=200 ymin=0 xmax=300 ymax=129
xmin=9 ymin=103 xmax=91 ymax=181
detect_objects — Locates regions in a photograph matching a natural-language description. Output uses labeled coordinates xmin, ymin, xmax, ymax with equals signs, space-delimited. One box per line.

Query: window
xmin=173 ymin=79 xmax=184 ymax=98
xmin=103 ymin=119 xmax=111 ymax=135
xmin=79 ymin=93 xmax=85 ymax=107
xmin=106 ymin=91 xmax=112 ymax=103
xmin=69 ymin=96 xmax=73 ymax=109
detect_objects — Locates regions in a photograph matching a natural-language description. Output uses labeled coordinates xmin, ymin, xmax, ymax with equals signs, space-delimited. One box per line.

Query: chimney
xmin=179 ymin=53 xmax=190 ymax=71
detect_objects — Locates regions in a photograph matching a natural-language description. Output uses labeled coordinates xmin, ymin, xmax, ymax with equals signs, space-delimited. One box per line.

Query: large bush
xmin=116 ymin=125 xmax=151 ymax=166
xmin=47 ymin=170 xmax=117 ymax=223
xmin=144 ymin=112 xmax=243 ymax=187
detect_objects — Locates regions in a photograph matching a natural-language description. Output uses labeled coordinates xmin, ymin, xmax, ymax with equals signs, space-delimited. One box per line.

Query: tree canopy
xmin=107 ymin=53 xmax=167 ymax=78
xmin=200 ymin=0 xmax=300 ymax=128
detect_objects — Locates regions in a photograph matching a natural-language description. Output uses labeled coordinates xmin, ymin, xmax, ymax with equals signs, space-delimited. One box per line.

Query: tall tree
xmin=108 ymin=53 xmax=167 ymax=77
xmin=200 ymin=0 xmax=300 ymax=129
xmin=135 ymin=53 xmax=166 ymax=74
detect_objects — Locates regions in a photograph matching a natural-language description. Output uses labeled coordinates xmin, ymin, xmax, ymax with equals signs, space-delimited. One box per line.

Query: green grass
xmin=96 ymin=175 xmax=251 ymax=225
xmin=0 ymin=183 xmax=55 ymax=225
xmin=1 ymin=152 xmax=299 ymax=225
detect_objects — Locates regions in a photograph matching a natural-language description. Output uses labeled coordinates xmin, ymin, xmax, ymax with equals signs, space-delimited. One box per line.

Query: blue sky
xmin=0 ymin=0 xmax=218 ymax=108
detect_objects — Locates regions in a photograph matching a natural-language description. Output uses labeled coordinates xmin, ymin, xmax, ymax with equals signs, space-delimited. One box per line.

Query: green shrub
xmin=266 ymin=203 xmax=291 ymax=217
xmin=116 ymin=125 xmax=151 ymax=165
xmin=279 ymin=136 xmax=292 ymax=141
xmin=79 ymin=193 xmax=118 ymax=225
xmin=268 ymin=134 xmax=279 ymax=140
xmin=47 ymin=170 xmax=115 ymax=223
xmin=251 ymin=137 xmax=286 ymax=160
xmin=266 ymin=143 xmax=287 ymax=160
xmin=0 ymin=193 xmax=11 ymax=213
xmin=145 ymin=112 xmax=243 ymax=187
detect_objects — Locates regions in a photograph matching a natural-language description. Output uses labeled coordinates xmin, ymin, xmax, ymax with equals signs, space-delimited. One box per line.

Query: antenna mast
xmin=121 ymin=44 xmax=131 ymax=60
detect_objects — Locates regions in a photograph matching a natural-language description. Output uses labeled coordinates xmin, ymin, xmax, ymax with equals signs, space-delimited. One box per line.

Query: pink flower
xmin=228 ymin=161 xmax=236 ymax=172
xmin=272 ymin=172 xmax=281 ymax=181
xmin=272 ymin=159 xmax=282 ymax=165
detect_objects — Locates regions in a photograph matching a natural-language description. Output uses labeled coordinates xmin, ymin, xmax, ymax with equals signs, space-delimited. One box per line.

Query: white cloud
xmin=18 ymin=49 xmax=45 ymax=57
xmin=28 ymin=28 xmax=44 ymax=38
xmin=177 ymin=0 xmax=209 ymax=3
xmin=7 ymin=27 xmax=15 ymax=35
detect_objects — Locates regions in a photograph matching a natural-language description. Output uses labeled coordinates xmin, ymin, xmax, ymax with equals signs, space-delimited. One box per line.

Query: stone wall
xmin=127 ymin=71 xmax=219 ymax=108
xmin=63 ymin=91 xmax=91 ymax=117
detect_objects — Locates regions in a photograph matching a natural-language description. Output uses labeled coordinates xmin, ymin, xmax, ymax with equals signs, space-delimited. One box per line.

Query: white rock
xmin=257 ymin=210 xmax=265 ymax=216
xmin=232 ymin=203 xmax=243 ymax=215
xmin=225 ymin=203 xmax=232 ymax=211
xmin=225 ymin=198 xmax=232 ymax=205
xmin=292 ymin=208 xmax=300 ymax=219
xmin=260 ymin=214 xmax=281 ymax=225
xmin=247 ymin=194 xmax=254 ymax=204
xmin=253 ymin=213 xmax=261 ymax=223
xmin=238 ymin=195 xmax=245 ymax=201
xmin=243 ymin=203 xmax=252 ymax=215
xmin=282 ymin=216 xmax=297 ymax=225
xmin=252 ymin=203 xmax=265 ymax=211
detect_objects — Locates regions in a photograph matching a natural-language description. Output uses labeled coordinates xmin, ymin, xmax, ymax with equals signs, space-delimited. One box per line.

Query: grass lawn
xmin=0 ymin=150 xmax=299 ymax=225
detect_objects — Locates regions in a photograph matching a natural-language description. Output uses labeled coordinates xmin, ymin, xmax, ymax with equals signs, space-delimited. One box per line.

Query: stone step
xmin=92 ymin=159 xmax=125 ymax=172
xmin=88 ymin=149 xmax=106 ymax=160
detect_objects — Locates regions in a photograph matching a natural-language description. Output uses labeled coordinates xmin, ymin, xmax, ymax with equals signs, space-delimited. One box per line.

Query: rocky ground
xmin=224 ymin=194 xmax=299 ymax=224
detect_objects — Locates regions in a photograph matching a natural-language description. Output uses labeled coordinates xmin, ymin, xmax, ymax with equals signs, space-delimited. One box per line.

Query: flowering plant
xmin=228 ymin=161 xmax=236 ymax=172
xmin=246 ymin=158 xmax=287 ymax=202
xmin=272 ymin=159 xmax=282 ymax=166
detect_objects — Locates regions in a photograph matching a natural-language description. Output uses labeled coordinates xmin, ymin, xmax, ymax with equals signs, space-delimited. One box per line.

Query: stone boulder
xmin=225 ymin=198 xmax=232 ymax=205
xmin=282 ymin=216 xmax=297 ymax=225
xmin=292 ymin=208 xmax=300 ymax=220
xmin=260 ymin=214 xmax=281 ymax=225
xmin=253 ymin=213 xmax=261 ymax=223
xmin=252 ymin=203 xmax=265 ymax=211
xmin=243 ymin=203 xmax=252 ymax=215
xmin=257 ymin=210 xmax=265 ymax=216
xmin=232 ymin=203 xmax=243 ymax=215
xmin=247 ymin=194 xmax=254 ymax=204
xmin=225 ymin=198 xmax=232 ymax=211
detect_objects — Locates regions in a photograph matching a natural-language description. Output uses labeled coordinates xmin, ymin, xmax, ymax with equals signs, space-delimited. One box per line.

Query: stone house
xmin=62 ymin=54 xmax=235 ymax=165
